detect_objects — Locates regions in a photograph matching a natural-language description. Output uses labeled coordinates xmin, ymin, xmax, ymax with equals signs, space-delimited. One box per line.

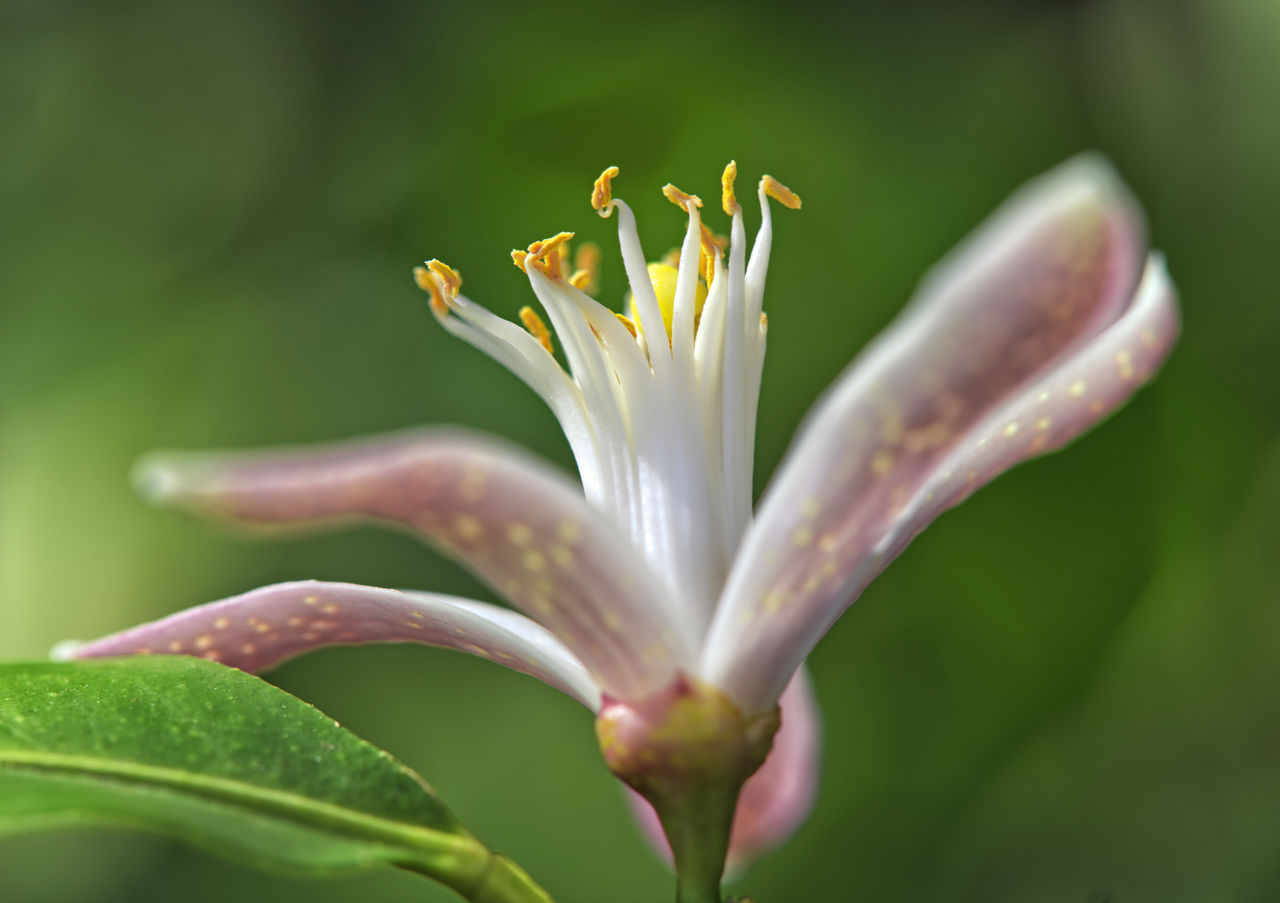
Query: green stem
xmin=470 ymin=852 xmax=557 ymax=903
xmin=655 ymin=780 xmax=740 ymax=903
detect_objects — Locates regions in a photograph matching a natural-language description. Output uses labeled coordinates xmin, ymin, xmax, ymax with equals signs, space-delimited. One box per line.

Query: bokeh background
xmin=2 ymin=0 xmax=1278 ymax=900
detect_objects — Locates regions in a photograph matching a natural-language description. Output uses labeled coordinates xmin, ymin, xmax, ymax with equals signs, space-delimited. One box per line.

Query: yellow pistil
xmin=721 ymin=160 xmax=739 ymax=215
xmin=592 ymin=165 xmax=620 ymax=214
xmin=761 ymin=175 xmax=802 ymax=209
xmin=629 ymin=262 xmax=708 ymax=341
xmin=519 ymin=306 xmax=554 ymax=354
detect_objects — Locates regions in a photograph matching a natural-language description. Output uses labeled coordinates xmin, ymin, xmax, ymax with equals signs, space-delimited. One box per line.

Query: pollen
xmin=761 ymin=175 xmax=802 ymax=209
xmin=569 ymin=241 xmax=601 ymax=293
xmin=721 ymin=160 xmax=739 ymax=215
xmin=591 ymin=165 xmax=620 ymax=214
xmin=519 ymin=306 xmax=555 ymax=354
xmin=1069 ymin=379 xmax=1088 ymax=397
xmin=1116 ymin=349 xmax=1135 ymax=379
xmin=213 ymin=618 xmax=229 ymax=630
xmin=518 ymin=232 xmax=575 ymax=280
xmin=507 ymin=522 xmax=534 ymax=546
xmin=413 ymin=266 xmax=448 ymax=317
xmin=1003 ymin=422 xmax=1020 ymax=437
xmin=557 ymin=520 xmax=582 ymax=544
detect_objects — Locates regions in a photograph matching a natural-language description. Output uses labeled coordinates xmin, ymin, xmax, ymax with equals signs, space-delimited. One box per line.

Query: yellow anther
xmin=511 ymin=249 xmax=529 ymax=271
xmin=414 ymin=261 xmax=459 ymax=317
xmin=721 ymin=160 xmax=739 ymax=216
xmin=571 ymin=242 xmax=601 ymax=294
xmin=519 ymin=306 xmax=555 ymax=354
xmin=592 ymin=165 xmax=620 ymax=214
xmin=521 ymin=232 xmax=575 ymax=280
xmin=698 ymin=224 xmax=727 ymax=284
xmin=427 ymin=259 xmax=462 ymax=296
xmin=761 ymin=175 xmax=802 ymax=209
xmin=662 ymin=183 xmax=703 ymax=212
xmin=614 ymin=313 xmax=638 ymax=338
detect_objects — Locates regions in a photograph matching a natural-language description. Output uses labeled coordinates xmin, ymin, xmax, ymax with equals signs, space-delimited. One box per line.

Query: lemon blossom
xmin=65 ymin=159 xmax=1178 ymax=902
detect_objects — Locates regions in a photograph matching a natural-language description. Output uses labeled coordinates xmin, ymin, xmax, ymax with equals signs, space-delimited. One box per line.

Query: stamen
xmin=722 ymin=161 xmax=739 ymax=216
xmin=519 ymin=232 xmax=576 ymax=280
xmin=570 ymin=242 xmax=601 ymax=294
xmin=614 ymin=313 xmax=638 ymax=338
xmin=592 ymin=166 xmax=621 ymax=215
xmin=414 ymin=260 xmax=461 ymax=318
xmin=662 ymin=184 xmax=703 ymax=212
xmin=761 ymin=175 xmax=802 ymax=210
xmin=412 ymin=266 xmax=448 ymax=317
xmin=519 ymin=306 xmax=555 ymax=354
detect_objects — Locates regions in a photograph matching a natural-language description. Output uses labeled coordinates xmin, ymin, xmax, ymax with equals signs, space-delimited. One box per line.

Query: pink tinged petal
xmin=626 ymin=670 xmax=821 ymax=874
xmin=59 ymin=580 xmax=604 ymax=710
xmin=134 ymin=430 xmax=684 ymax=702
xmin=703 ymin=157 xmax=1180 ymax=713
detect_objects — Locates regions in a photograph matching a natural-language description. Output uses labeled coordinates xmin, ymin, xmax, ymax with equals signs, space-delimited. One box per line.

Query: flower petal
xmin=702 ymin=158 xmax=1179 ymax=713
xmin=135 ymin=429 xmax=685 ymax=702
xmin=625 ymin=669 xmax=820 ymax=874
xmin=60 ymin=580 xmax=603 ymax=710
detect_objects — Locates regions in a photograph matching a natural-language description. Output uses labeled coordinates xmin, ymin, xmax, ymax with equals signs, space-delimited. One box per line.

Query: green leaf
xmin=0 ymin=657 xmax=553 ymax=903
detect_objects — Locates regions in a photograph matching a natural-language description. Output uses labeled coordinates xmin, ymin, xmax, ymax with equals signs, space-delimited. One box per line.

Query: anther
xmin=721 ymin=160 xmax=739 ymax=216
xmin=592 ymin=165 xmax=620 ymax=215
xmin=761 ymin=175 xmax=802 ymax=209
xmin=519 ymin=306 xmax=555 ymax=354
xmin=662 ymin=184 xmax=703 ymax=213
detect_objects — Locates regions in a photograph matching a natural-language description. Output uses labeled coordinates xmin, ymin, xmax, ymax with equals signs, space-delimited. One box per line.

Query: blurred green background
xmin=2 ymin=0 xmax=1278 ymax=900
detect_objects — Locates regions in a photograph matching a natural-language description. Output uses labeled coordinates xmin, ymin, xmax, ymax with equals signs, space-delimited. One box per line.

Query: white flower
xmin=67 ymin=158 xmax=1179 ymax=898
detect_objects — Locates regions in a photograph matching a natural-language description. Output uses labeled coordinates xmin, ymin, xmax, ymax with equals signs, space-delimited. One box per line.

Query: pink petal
xmin=134 ymin=429 xmax=683 ymax=702
xmin=59 ymin=580 xmax=603 ymax=710
xmin=626 ymin=670 xmax=820 ymax=874
xmin=703 ymin=158 xmax=1180 ymax=713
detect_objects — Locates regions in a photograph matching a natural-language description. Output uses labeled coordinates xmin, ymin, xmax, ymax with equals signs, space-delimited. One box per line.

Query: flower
xmin=63 ymin=159 xmax=1178 ymax=899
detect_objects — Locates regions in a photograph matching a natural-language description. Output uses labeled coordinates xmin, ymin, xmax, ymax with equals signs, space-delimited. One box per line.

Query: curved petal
xmin=703 ymin=158 xmax=1179 ymax=713
xmin=134 ymin=429 xmax=685 ymax=702
xmin=58 ymin=580 xmax=603 ymax=710
xmin=625 ymin=669 xmax=820 ymax=874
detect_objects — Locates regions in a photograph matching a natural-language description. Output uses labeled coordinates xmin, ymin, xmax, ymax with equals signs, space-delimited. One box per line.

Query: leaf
xmin=0 ymin=657 xmax=553 ymax=903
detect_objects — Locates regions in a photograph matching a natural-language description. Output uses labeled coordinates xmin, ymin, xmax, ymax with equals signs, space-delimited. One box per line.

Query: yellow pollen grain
xmin=793 ymin=526 xmax=814 ymax=547
xmin=592 ymin=165 xmax=620 ymax=213
xmin=454 ymin=514 xmax=484 ymax=540
xmin=1069 ymin=379 xmax=1087 ymax=397
xmin=213 ymin=618 xmax=229 ymax=630
xmin=202 ymin=651 xmax=222 ymax=662
xmin=1003 ymin=422 xmax=1020 ymax=437
xmin=304 ymin=596 xmax=318 ymax=606
xmin=1140 ymin=328 xmax=1158 ymax=348
xmin=1036 ymin=416 xmax=1052 ymax=431
xmin=870 ymin=450 xmax=894 ymax=477
xmin=803 ymin=575 xmax=821 ymax=593
xmin=603 ymin=611 xmax=623 ymax=631
xmin=721 ymin=160 xmax=739 ymax=215
xmin=522 ymin=550 xmax=547 ymax=572
xmin=763 ymin=588 xmax=787 ymax=615
xmin=240 ymin=643 xmax=257 ymax=655
xmin=1117 ymin=349 xmax=1135 ymax=379
xmin=194 ymin=635 xmax=213 ymax=650
xmin=519 ymin=306 xmax=555 ymax=354
xmin=801 ymin=498 xmax=821 ymax=518
xmin=507 ymin=523 xmax=533 ymax=546
xmin=662 ymin=183 xmax=702 ymax=212
xmin=1091 ymin=399 xmax=1106 ymax=413
xmin=405 ymin=620 xmax=425 ymax=630
xmin=288 ymin=616 xmax=304 ymax=627
xmin=322 ymin=603 xmax=339 ymax=614
xmin=557 ymin=520 xmax=581 ymax=544
xmin=168 ymin=641 xmax=183 ymax=652
xmin=254 ymin=622 xmax=272 ymax=634
xmin=530 ymin=594 xmax=554 ymax=616
xmin=818 ymin=534 xmax=838 ymax=553
xmin=1037 ymin=390 xmax=1051 ymax=403
xmin=761 ymin=175 xmax=802 ymax=209
xmin=550 ymin=545 xmax=574 ymax=567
